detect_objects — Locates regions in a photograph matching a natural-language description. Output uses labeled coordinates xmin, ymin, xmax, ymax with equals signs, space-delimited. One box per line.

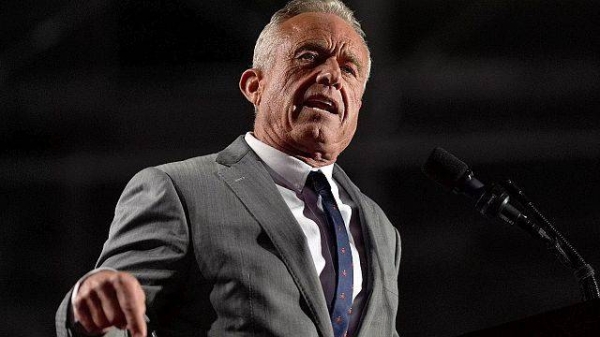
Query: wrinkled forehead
xmin=278 ymin=12 xmax=369 ymax=57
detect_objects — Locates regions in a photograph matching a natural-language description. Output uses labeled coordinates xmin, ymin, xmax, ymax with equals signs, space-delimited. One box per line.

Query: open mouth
xmin=303 ymin=96 xmax=339 ymax=115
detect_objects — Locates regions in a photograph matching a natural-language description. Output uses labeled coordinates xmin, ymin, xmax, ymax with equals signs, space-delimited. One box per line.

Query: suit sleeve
xmin=56 ymin=167 xmax=192 ymax=336
xmin=372 ymin=201 xmax=402 ymax=337
xmin=393 ymin=227 xmax=401 ymax=337
xmin=384 ymin=211 xmax=402 ymax=337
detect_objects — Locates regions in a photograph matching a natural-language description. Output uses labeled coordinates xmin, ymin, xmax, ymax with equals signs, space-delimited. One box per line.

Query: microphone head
xmin=422 ymin=147 xmax=470 ymax=191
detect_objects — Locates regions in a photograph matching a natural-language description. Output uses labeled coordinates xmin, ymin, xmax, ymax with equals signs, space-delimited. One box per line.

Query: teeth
xmin=309 ymin=100 xmax=330 ymax=105
xmin=308 ymin=103 xmax=333 ymax=113
xmin=305 ymin=98 xmax=336 ymax=113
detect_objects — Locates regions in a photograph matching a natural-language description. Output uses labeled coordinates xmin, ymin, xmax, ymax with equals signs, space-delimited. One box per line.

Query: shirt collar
xmin=244 ymin=132 xmax=335 ymax=192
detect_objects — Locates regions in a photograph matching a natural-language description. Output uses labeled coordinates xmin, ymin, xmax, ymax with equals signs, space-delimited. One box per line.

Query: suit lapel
xmin=216 ymin=136 xmax=333 ymax=337
xmin=332 ymin=166 xmax=384 ymax=337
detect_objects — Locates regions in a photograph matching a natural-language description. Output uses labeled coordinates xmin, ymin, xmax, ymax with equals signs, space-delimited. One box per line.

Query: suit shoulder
xmin=154 ymin=153 xmax=220 ymax=180
xmin=122 ymin=154 xmax=221 ymax=197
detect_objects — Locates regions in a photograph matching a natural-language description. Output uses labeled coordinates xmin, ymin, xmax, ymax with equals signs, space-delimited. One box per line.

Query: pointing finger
xmin=113 ymin=273 xmax=147 ymax=337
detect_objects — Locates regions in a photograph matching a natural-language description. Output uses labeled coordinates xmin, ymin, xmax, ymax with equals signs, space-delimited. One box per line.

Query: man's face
xmin=247 ymin=12 xmax=370 ymax=167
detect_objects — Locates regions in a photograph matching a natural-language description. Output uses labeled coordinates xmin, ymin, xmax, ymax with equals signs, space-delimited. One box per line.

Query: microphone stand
xmin=474 ymin=179 xmax=600 ymax=301
xmin=503 ymin=179 xmax=600 ymax=301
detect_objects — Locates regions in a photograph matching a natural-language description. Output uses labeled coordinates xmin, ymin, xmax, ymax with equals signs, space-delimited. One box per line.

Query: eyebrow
xmin=296 ymin=41 xmax=364 ymax=74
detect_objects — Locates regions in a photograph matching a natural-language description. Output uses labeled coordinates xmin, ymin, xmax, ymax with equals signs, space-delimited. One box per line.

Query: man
xmin=56 ymin=0 xmax=401 ymax=336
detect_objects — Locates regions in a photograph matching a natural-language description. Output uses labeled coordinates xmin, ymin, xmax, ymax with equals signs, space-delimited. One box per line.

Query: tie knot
xmin=307 ymin=171 xmax=332 ymax=194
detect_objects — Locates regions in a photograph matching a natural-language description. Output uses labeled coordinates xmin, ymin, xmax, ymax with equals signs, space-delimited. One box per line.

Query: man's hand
xmin=72 ymin=270 xmax=147 ymax=337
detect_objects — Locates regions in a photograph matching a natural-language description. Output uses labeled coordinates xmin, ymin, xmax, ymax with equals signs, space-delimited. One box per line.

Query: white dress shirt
xmin=245 ymin=133 xmax=363 ymax=301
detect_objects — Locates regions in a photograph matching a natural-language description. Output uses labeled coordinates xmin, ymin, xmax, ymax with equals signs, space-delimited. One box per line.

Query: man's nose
xmin=316 ymin=59 xmax=342 ymax=90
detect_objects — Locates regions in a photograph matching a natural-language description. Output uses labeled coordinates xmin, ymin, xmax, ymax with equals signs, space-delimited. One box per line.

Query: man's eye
xmin=342 ymin=65 xmax=357 ymax=76
xmin=298 ymin=53 xmax=317 ymax=62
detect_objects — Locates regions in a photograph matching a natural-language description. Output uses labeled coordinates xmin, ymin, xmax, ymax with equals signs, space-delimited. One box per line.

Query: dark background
xmin=1 ymin=0 xmax=599 ymax=336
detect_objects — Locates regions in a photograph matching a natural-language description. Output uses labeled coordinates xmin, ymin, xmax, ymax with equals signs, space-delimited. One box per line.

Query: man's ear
xmin=239 ymin=69 xmax=262 ymax=106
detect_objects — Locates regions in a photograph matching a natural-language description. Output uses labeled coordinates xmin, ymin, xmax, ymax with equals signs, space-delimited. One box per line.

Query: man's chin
xmin=298 ymin=137 xmax=346 ymax=161
xmin=297 ymin=123 xmax=338 ymax=142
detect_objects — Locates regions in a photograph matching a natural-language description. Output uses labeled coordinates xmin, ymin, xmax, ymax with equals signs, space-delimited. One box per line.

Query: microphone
xmin=422 ymin=147 xmax=529 ymax=226
xmin=422 ymin=146 xmax=600 ymax=300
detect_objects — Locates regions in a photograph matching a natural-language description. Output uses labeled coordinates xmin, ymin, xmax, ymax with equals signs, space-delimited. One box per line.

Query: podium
xmin=459 ymin=300 xmax=600 ymax=336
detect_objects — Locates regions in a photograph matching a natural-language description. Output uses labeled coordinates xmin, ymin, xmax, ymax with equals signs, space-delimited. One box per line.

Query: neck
xmin=253 ymin=131 xmax=338 ymax=168
xmin=294 ymin=153 xmax=336 ymax=168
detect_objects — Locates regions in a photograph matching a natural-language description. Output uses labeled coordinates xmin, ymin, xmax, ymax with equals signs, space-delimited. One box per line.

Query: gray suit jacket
xmin=56 ymin=136 xmax=401 ymax=337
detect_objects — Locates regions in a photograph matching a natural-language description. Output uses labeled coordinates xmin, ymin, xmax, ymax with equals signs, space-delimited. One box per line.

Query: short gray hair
xmin=253 ymin=0 xmax=371 ymax=79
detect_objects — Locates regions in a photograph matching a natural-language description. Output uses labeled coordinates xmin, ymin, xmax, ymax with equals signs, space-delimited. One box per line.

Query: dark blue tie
xmin=307 ymin=171 xmax=354 ymax=337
